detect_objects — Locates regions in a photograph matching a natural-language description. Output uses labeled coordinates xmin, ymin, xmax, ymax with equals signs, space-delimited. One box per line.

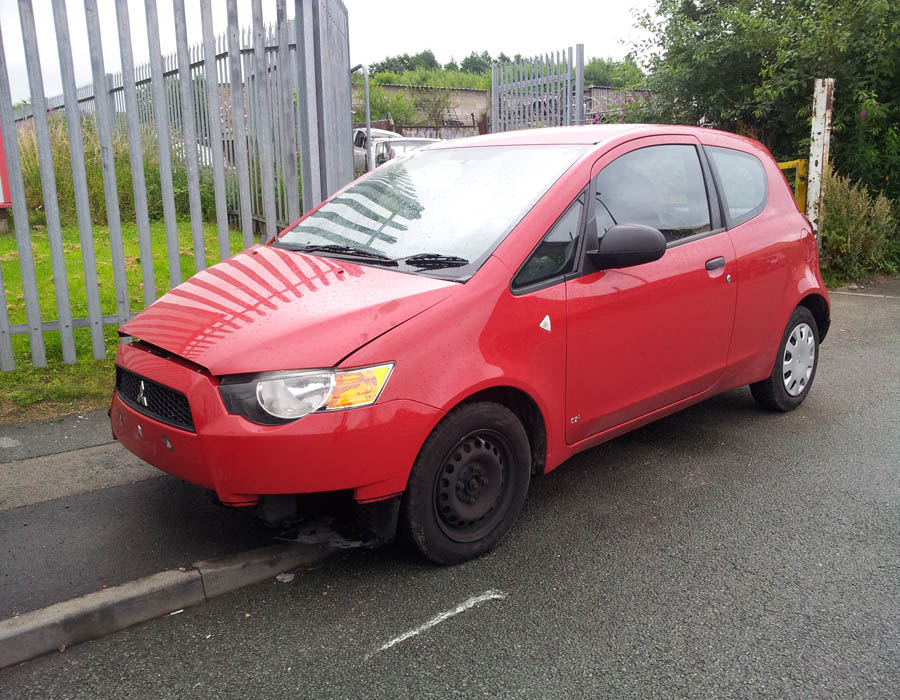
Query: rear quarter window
xmin=707 ymin=146 xmax=768 ymax=226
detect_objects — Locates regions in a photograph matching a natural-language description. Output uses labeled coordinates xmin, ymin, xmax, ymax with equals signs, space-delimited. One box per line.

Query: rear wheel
xmin=750 ymin=306 xmax=819 ymax=411
xmin=402 ymin=402 xmax=531 ymax=564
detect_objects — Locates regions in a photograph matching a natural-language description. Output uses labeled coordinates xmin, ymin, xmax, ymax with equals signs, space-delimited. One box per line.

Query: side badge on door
xmin=539 ymin=315 xmax=551 ymax=333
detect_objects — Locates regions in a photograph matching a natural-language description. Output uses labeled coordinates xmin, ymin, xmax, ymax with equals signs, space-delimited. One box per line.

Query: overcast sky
xmin=1 ymin=0 xmax=655 ymax=104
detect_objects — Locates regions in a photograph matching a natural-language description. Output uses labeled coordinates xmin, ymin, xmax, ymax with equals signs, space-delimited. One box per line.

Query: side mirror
xmin=586 ymin=224 xmax=666 ymax=270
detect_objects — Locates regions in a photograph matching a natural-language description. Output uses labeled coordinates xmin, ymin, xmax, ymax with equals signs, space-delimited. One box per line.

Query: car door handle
xmin=705 ymin=257 xmax=726 ymax=271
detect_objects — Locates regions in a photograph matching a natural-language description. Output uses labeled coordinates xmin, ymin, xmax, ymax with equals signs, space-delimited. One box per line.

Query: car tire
xmin=401 ymin=402 xmax=531 ymax=565
xmin=750 ymin=306 xmax=819 ymax=412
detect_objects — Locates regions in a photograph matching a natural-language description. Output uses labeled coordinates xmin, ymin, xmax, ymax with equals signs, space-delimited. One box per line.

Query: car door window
xmin=595 ymin=145 xmax=712 ymax=244
xmin=707 ymin=146 xmax=767 ymax=225
xmin=513 ymin=194 xmax=585 ymax=289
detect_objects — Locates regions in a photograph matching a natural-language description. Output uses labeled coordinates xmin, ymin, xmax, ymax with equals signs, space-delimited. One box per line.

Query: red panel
xmin=345 ymin=256 xmax=569 ymax=457
xmin=112 ymin=342 xmax=443 ymax=504
xmin=696 ymin=132 xmax=830 ymax=386
xmin=0 ymin=121 xmax=11 ymax=208
xmin=565 ymin=134 xmax=737 ymax=443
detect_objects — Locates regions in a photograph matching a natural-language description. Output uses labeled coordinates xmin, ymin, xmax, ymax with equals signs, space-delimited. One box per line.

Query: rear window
xmin=707 ymin=146 xmax=767 ymax=226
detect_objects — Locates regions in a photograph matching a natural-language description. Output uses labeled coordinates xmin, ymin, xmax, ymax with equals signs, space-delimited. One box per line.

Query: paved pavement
xmin=0 ymin=409 xmax=114 ymax=463
xmin=0 ymin=416 xmax=275 ymax=618
xmin=1 ymin=283 xmax=898 ymax=697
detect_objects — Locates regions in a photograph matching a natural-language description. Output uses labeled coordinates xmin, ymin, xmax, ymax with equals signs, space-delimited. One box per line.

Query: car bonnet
xmin=120 ymin=245 xmax=458 ymax=375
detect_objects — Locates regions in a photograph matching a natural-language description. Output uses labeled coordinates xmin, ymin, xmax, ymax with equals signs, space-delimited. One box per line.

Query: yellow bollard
xmin=777 ymin=159 xmax=809 ymax=213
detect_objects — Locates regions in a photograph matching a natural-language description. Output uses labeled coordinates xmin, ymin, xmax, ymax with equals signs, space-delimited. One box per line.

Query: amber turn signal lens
xmin=325 ymin=364 xmax=393 ymax=409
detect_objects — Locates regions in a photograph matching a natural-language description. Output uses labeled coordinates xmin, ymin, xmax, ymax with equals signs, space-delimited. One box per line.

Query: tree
xmin=460 ymin=50 xmax=493 ymax=74
xmin=634 ymin=0 xmax=900 ymax=198
xmin=413 ymin=87 xmax=452 ymax=125
xmin=583 ymin=56 xmax=644 ymax=88
xmin=367 ymin=84 xmax=419 ymax=126
xmin=371 ymin=50 xmax=439 ymax=75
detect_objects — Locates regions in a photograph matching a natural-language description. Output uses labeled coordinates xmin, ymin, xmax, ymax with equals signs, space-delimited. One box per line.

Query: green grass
xmin=0 ymin=220 xmax=246 ymax=422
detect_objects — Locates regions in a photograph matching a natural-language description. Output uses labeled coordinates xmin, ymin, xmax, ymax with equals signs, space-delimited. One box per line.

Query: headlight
xmin=219 ymin=364 xmax=394 ymax=425
xmin=256 ymin=370 xmax=336 ymax=420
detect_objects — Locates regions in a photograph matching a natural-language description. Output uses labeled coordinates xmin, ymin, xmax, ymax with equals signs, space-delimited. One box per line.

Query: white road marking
xmin=368 ymin=589 xmax=508 ymax=658
xmin=831 ymin=291 xmax=899 ymax=299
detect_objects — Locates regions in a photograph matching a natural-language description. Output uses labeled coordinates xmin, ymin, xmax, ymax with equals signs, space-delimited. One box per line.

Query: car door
xmin=565 ymin=135 xmax=737 ymax=444
xmin=353 ymin=130 xmax=367 ymax=172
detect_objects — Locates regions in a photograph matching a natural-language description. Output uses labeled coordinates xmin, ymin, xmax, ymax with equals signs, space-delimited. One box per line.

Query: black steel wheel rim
xmin=433 ymin=429 xmax=516 ymax=543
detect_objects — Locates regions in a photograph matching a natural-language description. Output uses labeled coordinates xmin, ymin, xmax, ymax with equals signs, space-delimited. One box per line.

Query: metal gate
xmin=0 ymin=0 xmax=353 ymax=371
xmin=491 ymin=45 xmax=584 ymax=132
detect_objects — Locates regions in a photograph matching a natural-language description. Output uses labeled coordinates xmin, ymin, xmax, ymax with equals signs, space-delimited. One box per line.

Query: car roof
xmin=380 ymin=137 xmax=440 ymax=143
xmin=364 ymin=127 xmax=402 ymax=138
xmin=429 ymin=124 xmax=759 ymax=149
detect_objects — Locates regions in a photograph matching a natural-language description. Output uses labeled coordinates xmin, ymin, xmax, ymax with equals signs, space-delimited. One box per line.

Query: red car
xmin=111 ymin=125 xmax=830 ymax=564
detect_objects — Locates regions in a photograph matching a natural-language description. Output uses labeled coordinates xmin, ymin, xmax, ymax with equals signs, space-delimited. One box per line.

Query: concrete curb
xmin=0 ymin=542 xmax=329 ymax=669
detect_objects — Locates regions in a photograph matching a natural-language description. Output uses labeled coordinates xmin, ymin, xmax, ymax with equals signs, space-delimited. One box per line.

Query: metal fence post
xmin=276 ymin=0 xmax=300 ymax=221
xmin=51 ymin=0 xmax=105 ymax=360
xmin=200 ymin=0 xmax=232 ymax=261
xmin=18 ymin=0 xmax=77 ymax=363
xmin=565 ymin=47 xmax=572 ymax=127
xmin=490 ymin=64 xmax=498 ymax=134
xmin=295 ymin=0 xmax=322 ymax=212
xmin=144 ymin=0 xmax=182 ymax=289
xmin=251 ymin=0 xmax=277 ymax=240
xmin=105 ymin=73 xmax=117 ymax=132
xmin=226 ymin=0 xmax=255 ymax=247
xmin=173 ymin=0 xmax=207 ymax=272
xmin=115 ymin=0 xmax=155 ymax=308
xmin=85 ymin=0 xmax=130 ymax=326
xmin=575 ymin=44 xmax=585 ymax=125
xmin=0 ymin=25 xmax=43 ymax=368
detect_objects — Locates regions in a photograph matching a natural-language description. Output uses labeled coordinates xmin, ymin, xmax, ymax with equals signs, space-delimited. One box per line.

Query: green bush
xmin=16 ymin=113 xmax=217 ymax=227
xmin=366 ymin=84 xmax=419 ymax=126
xmin=818 ymin=166 xmax=899 ymax=281
xmin=371 ymin=68 xmax=490 ymax=91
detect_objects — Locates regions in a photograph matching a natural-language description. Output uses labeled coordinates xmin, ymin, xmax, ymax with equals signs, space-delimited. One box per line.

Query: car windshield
xmin=276 ymin=144 xmax=588 ymax=277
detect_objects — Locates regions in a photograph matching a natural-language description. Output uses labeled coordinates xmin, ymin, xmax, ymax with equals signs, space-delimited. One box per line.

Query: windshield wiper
xmin=401 ymin=253 xmax=470 ymax=269
xmin=280 ymin=243 xmax=398 ymax=265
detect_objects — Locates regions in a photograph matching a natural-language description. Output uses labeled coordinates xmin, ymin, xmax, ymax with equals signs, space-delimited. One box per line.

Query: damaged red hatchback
xmin=111 ymin=125 xmax=830 ymax=564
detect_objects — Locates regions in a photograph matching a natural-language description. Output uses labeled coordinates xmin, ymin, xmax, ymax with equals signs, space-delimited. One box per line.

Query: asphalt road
xmin=2 ymin=284 xmax=898 ymax=698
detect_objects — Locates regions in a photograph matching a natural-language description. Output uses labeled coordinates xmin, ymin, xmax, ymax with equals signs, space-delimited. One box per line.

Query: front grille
xmin=116 ymin=367 xmax=195 ymax=432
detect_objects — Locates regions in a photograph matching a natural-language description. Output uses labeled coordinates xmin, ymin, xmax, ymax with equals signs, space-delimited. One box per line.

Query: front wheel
xmin=402 ymin=402 xmax=531 ymax=565
xmin=750 ymin=306 xmax=820 ymax=411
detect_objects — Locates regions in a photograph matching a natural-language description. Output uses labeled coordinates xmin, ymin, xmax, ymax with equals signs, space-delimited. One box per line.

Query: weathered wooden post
xmin=806 ymin=78 xmax=835 ymax=232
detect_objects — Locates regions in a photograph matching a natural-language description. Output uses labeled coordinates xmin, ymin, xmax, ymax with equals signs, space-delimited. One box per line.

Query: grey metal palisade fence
xmin=491 ymin=45 xmax=585 ymax=132
xmin=0 ymin=0 xmax=353 ymax=372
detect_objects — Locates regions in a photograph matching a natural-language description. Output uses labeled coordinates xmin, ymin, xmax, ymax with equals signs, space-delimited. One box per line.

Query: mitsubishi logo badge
xmin=136 ymin=380 xmax=149 ymax=407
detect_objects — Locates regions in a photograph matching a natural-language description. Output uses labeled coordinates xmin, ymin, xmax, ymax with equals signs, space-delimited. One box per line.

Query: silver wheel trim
xmin=782 ymin=322 xmax=815 ymax=396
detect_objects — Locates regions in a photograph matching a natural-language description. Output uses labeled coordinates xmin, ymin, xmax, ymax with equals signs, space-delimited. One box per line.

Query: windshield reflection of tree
xmin=292 ymin=164 xmax=424 ymax=254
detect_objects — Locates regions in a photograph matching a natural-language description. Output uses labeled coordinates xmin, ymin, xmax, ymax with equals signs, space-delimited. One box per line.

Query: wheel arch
xmin=798 ymin=293 xmax=830 ymax=342
xmin=452 ymin=386 xmax=548 ymax=476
